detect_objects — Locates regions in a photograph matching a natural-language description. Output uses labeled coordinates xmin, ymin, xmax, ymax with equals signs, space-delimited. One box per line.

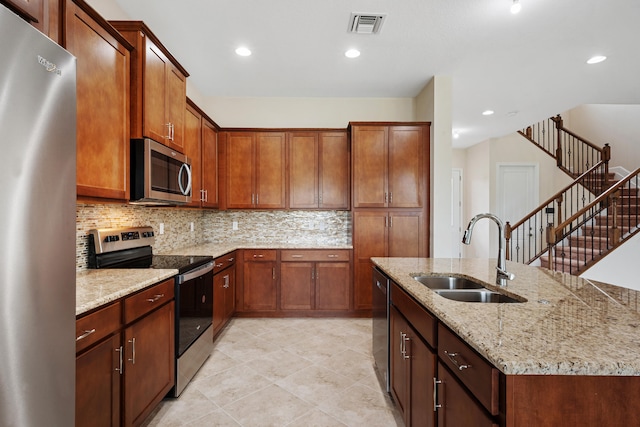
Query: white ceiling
xmin=109 ymin=0 xmax=640 ymax=148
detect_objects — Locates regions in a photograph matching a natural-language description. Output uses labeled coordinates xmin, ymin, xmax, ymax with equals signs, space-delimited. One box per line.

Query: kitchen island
xmin=372 ymin=257 xmax=640 ymax=426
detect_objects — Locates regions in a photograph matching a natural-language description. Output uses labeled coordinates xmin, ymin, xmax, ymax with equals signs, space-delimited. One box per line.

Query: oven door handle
xmin=177 ymin=261 xmax=214 ymax=284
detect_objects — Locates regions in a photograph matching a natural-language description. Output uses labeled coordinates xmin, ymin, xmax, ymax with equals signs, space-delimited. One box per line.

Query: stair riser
xmin=581 ymin=226 xmax=632 ymax=238
xmin=569 ymin=237 xmax=609 ymax=251
xmin=540 ymin=257 xmax=584 ymax=274
xmin=595 ymin=216 xmax=640 ymax=226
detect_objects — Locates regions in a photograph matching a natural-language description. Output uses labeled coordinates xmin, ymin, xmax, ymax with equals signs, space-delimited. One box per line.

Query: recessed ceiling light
xmin=345 ymin=49 xmax=361 ymax=58
xmin=586 ymin=55 xmax=607 ymax=64
xmin=235 ymin=47 xmax=252 ymax=57
xmin=482 ymin=110 xmax=495 ymax=116
xmin=510 ymin=0 xmax=522 ymax=14
xmin=452 ymin=131 xmax=460 ymax=139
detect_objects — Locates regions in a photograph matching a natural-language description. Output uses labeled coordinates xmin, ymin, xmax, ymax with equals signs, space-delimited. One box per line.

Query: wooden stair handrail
xmin=507 ymin=161 xmax=606 ymax=232
xmin=553 ymin=167 xmax=640 ymax=237
xmin=551 ymin=115 xmax=605 ymax=154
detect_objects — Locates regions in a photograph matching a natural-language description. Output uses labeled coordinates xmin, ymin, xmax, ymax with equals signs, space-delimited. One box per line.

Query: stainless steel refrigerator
xmin=0 ymin=5 xmax=76 ymax=426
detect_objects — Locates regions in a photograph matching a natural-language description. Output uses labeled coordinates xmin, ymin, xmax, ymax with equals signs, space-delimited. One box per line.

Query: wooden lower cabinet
xmin=242 ymin=250 xmax=278 ymax=311
xmin=390 ymin=306 xmax=436 ymax=427
xmin=76 ymin=333 xmax=121 ymax=427
xmin=436 ymin=362 xmax=497 ymax=427
xmin=75 ymin=279 xmax=175 ymax=427
xmin=213 ymin=263 xmax=235 ymax=335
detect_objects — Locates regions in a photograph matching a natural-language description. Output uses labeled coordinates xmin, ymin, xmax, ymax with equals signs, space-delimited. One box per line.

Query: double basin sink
xmin=412 ymin=275 xmax=523 ymax=303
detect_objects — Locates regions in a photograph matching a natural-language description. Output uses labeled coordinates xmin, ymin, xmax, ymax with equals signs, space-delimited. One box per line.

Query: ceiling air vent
xmin=348 ymin=13 xmax=386 ymax=34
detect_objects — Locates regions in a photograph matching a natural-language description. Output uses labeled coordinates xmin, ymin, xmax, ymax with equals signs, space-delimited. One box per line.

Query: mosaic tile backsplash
xmin=76 ymin=203 xmax=351 ymax=270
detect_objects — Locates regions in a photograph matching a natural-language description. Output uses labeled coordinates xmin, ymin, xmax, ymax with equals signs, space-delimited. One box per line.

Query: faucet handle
xmin=497 ymin=267 xmax=515 ymax=281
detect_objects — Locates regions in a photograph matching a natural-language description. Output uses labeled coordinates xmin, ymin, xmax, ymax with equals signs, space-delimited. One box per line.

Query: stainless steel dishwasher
xmin=372 ymin=267 xmax=390 ymax=392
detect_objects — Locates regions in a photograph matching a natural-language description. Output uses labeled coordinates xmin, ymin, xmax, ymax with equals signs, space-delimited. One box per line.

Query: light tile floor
xmin=142 ymin=317 xmax=403 ymax=427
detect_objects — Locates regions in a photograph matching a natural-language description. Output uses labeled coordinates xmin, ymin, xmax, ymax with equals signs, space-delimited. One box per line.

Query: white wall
xmin=565 ymin=105 xmax=640 ymax=172
xmin=580 ymin=233 xmax=640 ymax=291
xmin=415 ymin=76 xmax=453 ymax=258
xmin=202 ymin=97 xmax=414 ymax=128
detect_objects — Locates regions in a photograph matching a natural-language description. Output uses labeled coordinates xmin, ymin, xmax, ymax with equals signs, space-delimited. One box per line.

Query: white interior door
xmin=497 ymin=164 xmax=539 ymax=256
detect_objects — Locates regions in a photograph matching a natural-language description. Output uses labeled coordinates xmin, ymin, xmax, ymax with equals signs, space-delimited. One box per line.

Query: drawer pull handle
xmin=444 ymin=350 xmax=472 ymax=370
xmin=253 ymin=254 xmax=264 ymax=258
xmin=216 ymin=263 xmax=224 ymax=268
xmin=327 ymin=254 xmax=339 ymax=258
xmin=291 ymin=255 xmax=303 ymax=258
xmin=433 ymin=378 xmax=443 ymax=411
xmin=228 ymin=257 xmax=235 ymax=262
xmin=146 ymin=294 xmax=165 ymax=303
xmin=76 ymin=328 xmax=96 ymax=341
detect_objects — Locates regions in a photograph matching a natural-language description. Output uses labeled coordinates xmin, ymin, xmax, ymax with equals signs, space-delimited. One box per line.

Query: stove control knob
xmin=104 ymin=235 xmax=119 ymax=242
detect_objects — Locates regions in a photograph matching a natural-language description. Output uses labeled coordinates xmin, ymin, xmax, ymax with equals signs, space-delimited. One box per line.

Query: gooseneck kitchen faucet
xmin=462 ymin=213 xmax=515 ymax=285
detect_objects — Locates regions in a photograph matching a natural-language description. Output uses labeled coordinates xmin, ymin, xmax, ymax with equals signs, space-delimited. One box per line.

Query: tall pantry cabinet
xmin=351 ymin=123 xmax=430 ymax=311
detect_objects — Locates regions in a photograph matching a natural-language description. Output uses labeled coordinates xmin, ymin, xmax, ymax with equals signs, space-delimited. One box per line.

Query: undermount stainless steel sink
xmin=434 ymin=289 xmax=521 ymax=303
xmin=412 ymin=275 xmax=485 ymax=290
xmin=412 ymin=275 xmax=522 ymax=303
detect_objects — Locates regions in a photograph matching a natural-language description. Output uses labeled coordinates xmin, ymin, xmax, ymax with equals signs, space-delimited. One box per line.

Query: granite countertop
xmin=76 ymin=241 xmax=353 ymax=316
xmin=371 ymin=257 xmax=640 ymax=376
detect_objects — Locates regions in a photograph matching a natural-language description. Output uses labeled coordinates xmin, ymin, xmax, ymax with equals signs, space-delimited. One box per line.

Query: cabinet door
xmin=388 ymin=126 xmax=423 ymax=208
xmin=243 ymin=261 xmax=277 ymax=311
xmin=66 ymin=1 xmax=130 ymax=200
xmin=316 ymin=261 xmax=350 ymax=310
xmin=289 ymin=132 xmax=319 ymax=209
xmin=390 ymin=307 xmax=410 ymax=423
xmin=389 ymin=211 xmax=424 ymax=257
xmin=213 ymin=271 xmax=225 ymax=333
xmin=352 ymin=126 xmax=388 ymax=208
xmin=123 ymin=303 xmax=175 ymax=427
xmin=437 ymin=362 xmax=497 ymax=427
xmin=226 ymin=132 xmax=255 ymax=208
xmin=281 ymin=262 xmax=314 ymax=310
xmin=166 ymin=64 xmax=186 ymax=151
xmin=255 ymin=132 xmax=286 ymax=208
xmin=201 ymin=119 xmax=218 ymax=207
xmin=353 ymin=211 xmax=388 ymax=310
xmin=410 ymin=331 xmax=436 ymax=427
xmin=4 ymin=0 xmax=43 ymax=23
xmin=319 ymin=132 xmax=349 ymax=209
xmin=143 ymin=41 xmax=168 ymax=145
xmin=184 ymin=103 xmax=202 ymax=207
xmin=223 ymin=267 xmax=236 ymax=320
xmin=76 ymin=333 xmax=121 ymax=427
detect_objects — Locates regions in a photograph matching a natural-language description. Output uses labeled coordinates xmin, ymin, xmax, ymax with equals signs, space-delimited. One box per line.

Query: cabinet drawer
xmin=124 ymin=279 xmax=174 ymax=324
xmin=243 ymin=249 xmax=277 ymax=261
xmin=390 ymin=282 xmax=436 ymax=348
xmin=214 ymin=251 xmax=237 ymax=273
xmin=438 ymin=323 xmax=499 ymax=416
xmin=281 ymin=249 xmax=350 ymax=262
xmin=76 ymin=302 xmax=122 ymax=353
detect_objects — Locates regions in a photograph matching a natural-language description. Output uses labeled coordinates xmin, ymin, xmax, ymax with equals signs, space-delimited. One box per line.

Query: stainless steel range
xmin=89 ymin=226 xmax=214 ymax=397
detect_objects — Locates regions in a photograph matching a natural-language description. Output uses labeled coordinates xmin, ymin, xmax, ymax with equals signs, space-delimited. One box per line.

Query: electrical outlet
xmin=159 ymin=223 xmax=164 ymax=235
xmin=232 ymin=221 xmax=238 ymax=230
xmin=190 ymin=222 xmax=194 ymax=232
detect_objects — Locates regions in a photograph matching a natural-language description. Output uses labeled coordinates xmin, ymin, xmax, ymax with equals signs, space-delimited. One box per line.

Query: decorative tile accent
xmin=76 ymin=203 xmax=351 ymax=270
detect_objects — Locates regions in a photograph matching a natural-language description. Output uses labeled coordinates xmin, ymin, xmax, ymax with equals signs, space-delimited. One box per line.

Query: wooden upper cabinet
xmin=352 ymin=124 xmax=427 ymax=208
xmin=225 ymin=131 xmax=286 ymax=209
xmin=288 ymin=131 xmax=349 ymax=210
xmin=201 ymin=119 xmax=219 ymax=208
xmin=3 ymin=0 xmax=43 ymax=23
xmin=110 ymin=21 xmax=189 ymax=152
xmin=64 ymin=0 xmax=131 ymax=200
xmin=184 ymin=102 xmax=202 ymax=208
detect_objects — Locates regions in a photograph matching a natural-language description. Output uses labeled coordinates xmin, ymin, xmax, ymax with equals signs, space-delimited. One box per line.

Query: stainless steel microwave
xmin=130 ymin=138 xmax=192 ymax=205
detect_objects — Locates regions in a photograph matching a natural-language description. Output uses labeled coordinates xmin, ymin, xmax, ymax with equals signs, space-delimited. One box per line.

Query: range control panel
xmin=89 ymin=226 xmax=156 ymax=254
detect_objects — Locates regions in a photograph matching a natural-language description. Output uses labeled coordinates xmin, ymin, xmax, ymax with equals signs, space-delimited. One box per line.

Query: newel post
xmin=602 ymin=143 xmax=611 ymax=188
xmin=545 ymin=224 xmax=556 ymax=271
xmin=554 ymin=115 xmax=563 ymax=168
xmin=610 ymin=190 xmax=621 ymax=246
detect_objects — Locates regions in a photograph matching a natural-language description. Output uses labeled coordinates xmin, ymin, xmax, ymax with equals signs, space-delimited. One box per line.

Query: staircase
xmin=506 ymin=115 xmax=640 ymax=275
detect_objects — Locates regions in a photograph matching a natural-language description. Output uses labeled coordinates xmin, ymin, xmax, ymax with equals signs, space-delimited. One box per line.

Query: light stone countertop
xmin=76 ymin=241 xmax=352 ymax=316
xmin=371 ymin=257 xmax=640 ymax=376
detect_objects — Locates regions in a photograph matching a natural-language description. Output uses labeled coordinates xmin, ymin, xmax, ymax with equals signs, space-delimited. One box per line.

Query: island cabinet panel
xmin=64 ymin=0 xmax=131 ymax=201
xmin=288 ymin=131 xmax=349 ymax=209
xmin=224 ymin=132 xmax=286 ymax=209
xmin=110 ymin=21 xmax=188 ymax=152
xmin=390 ymin=305 xmax=436 ymax=427
xmin=241 ymin=249 xmax=278 ymax=311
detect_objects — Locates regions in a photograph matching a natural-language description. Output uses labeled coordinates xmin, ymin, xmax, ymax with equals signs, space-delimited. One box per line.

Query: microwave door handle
xmin=178 ymin=163 xmax=192 ymax=196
